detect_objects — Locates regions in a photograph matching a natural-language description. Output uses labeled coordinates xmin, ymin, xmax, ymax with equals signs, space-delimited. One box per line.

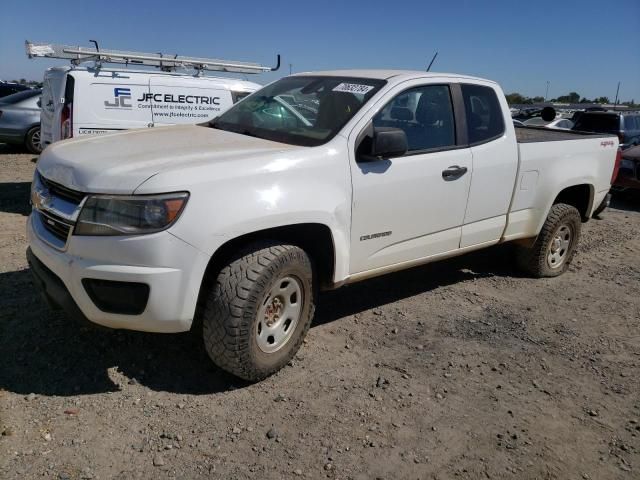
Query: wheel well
xmin=202 ymin=223 xmax=336 ymax=290
xmin=553 ymin=184 xmax=593 ymax=221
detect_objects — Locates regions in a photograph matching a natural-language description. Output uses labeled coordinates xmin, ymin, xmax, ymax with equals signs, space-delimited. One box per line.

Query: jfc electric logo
xmin=104 ymin=88 xmax=132 ymax=109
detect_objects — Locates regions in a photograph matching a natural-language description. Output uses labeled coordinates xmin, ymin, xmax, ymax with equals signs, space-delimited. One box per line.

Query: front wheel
xmin=516 ymin=203 xmax=582 ymax=278
xmin=200 ymin=242 xmax=315 ymax=381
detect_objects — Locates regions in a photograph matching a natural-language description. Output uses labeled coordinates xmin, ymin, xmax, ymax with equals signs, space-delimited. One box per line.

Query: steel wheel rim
xmin=32 ymin=129 xmax=41 ymax=150
xmin=547 ymin=223 xmax=573 ymax=269
xmin=256 ymin=275 xmax=303 ymax=353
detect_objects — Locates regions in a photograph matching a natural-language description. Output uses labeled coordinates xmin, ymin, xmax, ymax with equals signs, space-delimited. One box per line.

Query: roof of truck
xmin=292 ymin=69 xmax=494 ymax=83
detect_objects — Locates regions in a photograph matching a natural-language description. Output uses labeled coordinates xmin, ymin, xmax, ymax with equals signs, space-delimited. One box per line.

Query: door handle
xmin=442 ymin=165 xmax=468 ymax=180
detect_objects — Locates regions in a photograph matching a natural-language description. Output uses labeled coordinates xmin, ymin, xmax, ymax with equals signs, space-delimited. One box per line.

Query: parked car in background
xmin=572 ymin=111 xmax=640 ymax=149
xmin=512 ymin=107 xmax=542 ymax=121
xmin=0 ymin=82 xmax=32 ymax=98
xmin=613 ymin=145 xmax=640 ymax=194
xmin=523 ymin=117 xmax=574 ymax=129
xmin=0 ymin=89 xmax=42 ymax=153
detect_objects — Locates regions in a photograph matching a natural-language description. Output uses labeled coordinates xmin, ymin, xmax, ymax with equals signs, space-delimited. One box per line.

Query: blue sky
xmin=1 ymin=0 xmax=639 ymax=101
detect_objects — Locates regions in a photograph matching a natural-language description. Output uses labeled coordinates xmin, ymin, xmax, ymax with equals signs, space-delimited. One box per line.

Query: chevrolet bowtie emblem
xmin=32 ymin=185 xmax=51 ymax=210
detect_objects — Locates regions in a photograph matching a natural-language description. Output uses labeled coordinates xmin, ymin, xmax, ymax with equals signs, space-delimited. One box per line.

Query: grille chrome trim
xmin=32 ymin=171 xmax=86 ymax=250
xmin=32 ymin=212 xmax=69 ymax=251
xmin=40 ymin=210 xmax=73 ymax=242
xmin=40 ymin=176 xmax=86 ymax=204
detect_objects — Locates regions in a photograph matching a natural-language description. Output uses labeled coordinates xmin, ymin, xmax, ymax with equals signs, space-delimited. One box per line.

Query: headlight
xmin=74 ymin=192 xmax=189 ymax=236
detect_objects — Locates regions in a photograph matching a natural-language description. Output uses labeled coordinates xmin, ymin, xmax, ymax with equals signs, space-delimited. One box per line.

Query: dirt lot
xmin=0 ymin=144 xmax=638 ymax=480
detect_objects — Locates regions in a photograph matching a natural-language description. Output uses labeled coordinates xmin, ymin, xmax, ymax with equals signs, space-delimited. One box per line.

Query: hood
xmin=36 ymin=125 xmax=296 ymax=194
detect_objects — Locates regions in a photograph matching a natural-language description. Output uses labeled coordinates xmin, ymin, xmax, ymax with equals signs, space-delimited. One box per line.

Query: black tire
xmin=25 ymin=126 xmax=42 ymax=154
xmin=516 ymin=203 xmax=581 ymax=278
xmin=200 ymin=242 xmax=315 ymax=381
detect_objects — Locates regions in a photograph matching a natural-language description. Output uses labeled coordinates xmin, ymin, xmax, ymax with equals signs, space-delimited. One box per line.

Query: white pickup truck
xmin=27 ymin=70 xmax=620 ymax=381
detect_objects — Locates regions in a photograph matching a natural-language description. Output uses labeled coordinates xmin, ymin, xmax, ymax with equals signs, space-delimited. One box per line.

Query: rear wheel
xmin=516 ymin=203 xmax=581 ymax=277
xmin=200 ymin=242 xmax=315 ymax=381
xmin=25 ymin=126 xmax=42 ymax=154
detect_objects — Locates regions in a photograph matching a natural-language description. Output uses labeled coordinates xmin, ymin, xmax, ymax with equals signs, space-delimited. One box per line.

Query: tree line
xmin=505 ymin=91 xmax=637 ymax=107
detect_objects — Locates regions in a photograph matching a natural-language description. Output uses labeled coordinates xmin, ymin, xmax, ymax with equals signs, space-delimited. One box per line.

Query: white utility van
xmin=40 ymin=67 xmax=260 ymax=147
xmin=27 ymin=41 xmax=277 ymax=148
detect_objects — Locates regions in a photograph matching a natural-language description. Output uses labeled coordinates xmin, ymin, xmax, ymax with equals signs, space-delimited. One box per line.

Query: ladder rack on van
xmin=25 ymin=40 xmax=280 ymax=74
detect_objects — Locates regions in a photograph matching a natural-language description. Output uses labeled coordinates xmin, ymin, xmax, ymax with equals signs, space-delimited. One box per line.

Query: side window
xmin=372 ymin=85 xmax=456 ymax=152
xmin=461 ymin=84 xmax=505 ymax=144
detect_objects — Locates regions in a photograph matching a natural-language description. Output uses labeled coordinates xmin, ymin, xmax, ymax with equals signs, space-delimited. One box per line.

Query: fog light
xmin=82 ymin=279 xmax=149 ymax=315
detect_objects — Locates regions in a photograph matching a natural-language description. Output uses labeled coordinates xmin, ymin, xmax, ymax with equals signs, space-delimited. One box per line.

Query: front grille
xmin=40 ymin=176 xmax=85 ymax=205
xmin=40 ymin=211 xmax=72 ymax=242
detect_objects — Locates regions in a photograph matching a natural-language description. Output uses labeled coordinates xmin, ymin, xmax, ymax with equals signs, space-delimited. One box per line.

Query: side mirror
xmin=37 ymin=98 xmax=42 ymax=108
xmin=371 ymin=127 xmax=408 ymax=158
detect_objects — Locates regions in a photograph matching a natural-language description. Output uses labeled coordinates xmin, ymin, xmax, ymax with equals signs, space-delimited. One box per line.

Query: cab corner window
xmin=461 ymin=84 xmax=505 ymax=144
xmin=372 ymin=85 xmax=456 ymax=153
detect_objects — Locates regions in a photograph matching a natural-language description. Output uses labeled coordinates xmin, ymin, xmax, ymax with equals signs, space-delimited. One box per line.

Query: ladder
xmin=25 ymin=40 xmax=280 ymax=74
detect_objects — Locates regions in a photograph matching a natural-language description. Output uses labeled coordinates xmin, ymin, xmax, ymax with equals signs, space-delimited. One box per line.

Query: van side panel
xmin=41 ymin=67 xmax=260 ymax=144
xmin=148 ymin=77 xmax=233 ymax=126
xmin=73 ymin=71 xmax=152 ymax=136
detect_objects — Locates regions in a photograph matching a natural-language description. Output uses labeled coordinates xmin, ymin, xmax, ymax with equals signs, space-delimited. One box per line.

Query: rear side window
xmin=461 ymin=84 xmax=505 ymax=144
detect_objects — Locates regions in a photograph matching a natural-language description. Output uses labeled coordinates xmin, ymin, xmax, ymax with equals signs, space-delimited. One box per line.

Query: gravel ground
xmin=1 ymin=144 xmax=639 ymax=479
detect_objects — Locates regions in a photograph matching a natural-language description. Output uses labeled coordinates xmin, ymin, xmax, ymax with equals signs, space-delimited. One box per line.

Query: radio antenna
xmin=426 ymin=52 xmax=438 ymax=72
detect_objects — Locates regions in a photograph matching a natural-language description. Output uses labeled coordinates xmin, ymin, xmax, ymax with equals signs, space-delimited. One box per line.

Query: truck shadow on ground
xmin=0 ymin=181 xmax=31 ymax=216
xmin=0 ymin=245 xmax=518 ymax=397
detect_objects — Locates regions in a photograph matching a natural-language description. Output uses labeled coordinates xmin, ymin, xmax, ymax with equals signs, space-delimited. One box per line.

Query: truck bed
xmin=515 ymin=126 xmax=614 ymax=143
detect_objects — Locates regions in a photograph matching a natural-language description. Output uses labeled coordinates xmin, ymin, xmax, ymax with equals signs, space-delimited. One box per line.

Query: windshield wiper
xmin=210 ymin=121 xmax=262 ymax=139
xmin=239 ymin=130 xmax=260 ymax=138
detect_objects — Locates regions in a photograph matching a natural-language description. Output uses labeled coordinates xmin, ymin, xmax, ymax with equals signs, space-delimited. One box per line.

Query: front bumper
xmin=27 ymin=212 xmax=210 ymax=333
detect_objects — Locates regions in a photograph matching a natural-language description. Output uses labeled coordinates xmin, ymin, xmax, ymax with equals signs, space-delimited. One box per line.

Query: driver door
xmin=348 ymin=83 xmax=472 ymax=274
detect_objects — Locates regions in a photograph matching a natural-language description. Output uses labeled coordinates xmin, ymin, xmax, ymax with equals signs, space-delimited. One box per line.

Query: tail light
xmin=61 ymin=103 xmax=72 ymax=139
xmin=611 ymin=148 xmax=622 ymax=184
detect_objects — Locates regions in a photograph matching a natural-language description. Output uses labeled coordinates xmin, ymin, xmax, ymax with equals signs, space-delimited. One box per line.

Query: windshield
xmin=208 ymin=76 xmax=386 ymax=146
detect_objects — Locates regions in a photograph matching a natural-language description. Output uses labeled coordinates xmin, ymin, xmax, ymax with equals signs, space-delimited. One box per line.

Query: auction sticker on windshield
xmin=333 ymin=83 xmax=375 ymax=94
